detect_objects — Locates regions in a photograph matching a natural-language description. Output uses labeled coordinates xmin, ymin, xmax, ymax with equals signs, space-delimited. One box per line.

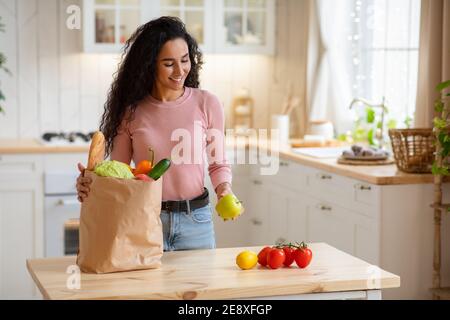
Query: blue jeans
xmin=160 ymin=203 xmax=216 ymax=251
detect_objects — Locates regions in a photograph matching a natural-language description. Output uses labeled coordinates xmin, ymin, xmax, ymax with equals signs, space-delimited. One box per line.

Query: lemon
xmin=236 ymin=250 xmax=258 ymax=270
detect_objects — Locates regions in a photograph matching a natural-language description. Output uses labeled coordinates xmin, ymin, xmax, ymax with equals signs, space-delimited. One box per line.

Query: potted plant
xmin=430 ymin=79 xmax=450 ymax=299
xmin=0 ymin=16 xmax=11 ymax=114
xmin=432 ymin=80 xmax=450 ymax=178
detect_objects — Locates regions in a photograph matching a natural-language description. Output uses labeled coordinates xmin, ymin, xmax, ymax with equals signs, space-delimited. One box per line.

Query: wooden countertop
xmin=1 ymin=138 xmax=441 ymax=185
xmin=232 ymin=139 xmax=442 ymax=185
xmin=0 ymin=139 xmax=89 ymax=154
xmin=26 ymin=243 xmax=399 ymax=300
xmin=277 ymin=149 xmax=438 ymax=185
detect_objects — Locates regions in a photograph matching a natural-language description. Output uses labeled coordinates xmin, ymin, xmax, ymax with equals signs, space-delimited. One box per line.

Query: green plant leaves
xmin=367 ymin=128 xmax=375 ymax=146
xmin=436 ymin=80 xmax=450 ymax=92
xmin=433 ymin=80 xmax=450 ymax=177
xmin=337 ymin=133 xmax=348 ymax=142
xmin=438 ymin=132 xmax=450 ymax=157
xmin=388 ymin=119 xmax=397 ymax=129
xmin=434 ymin=117 xmax=447 ymax=129
xmin=366 ymin=107 xmax=375 ymax=124
xmin=432 ymin=162 xmax=450 ymax=176
xmin=435 ymin=101 xmax=444 ymax=113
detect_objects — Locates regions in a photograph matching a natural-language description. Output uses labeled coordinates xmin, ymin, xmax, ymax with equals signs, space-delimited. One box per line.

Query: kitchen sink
xmin=291 ymin=147 xmax=348 ymax=159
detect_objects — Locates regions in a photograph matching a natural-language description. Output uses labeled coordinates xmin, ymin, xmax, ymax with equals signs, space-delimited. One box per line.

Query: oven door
xmin=44 ymin=195 xmax=80 ymax=257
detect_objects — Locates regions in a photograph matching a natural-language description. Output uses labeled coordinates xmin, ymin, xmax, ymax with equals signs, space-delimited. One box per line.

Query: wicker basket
xmin=388 ymin=128 xmax=435 ymax=173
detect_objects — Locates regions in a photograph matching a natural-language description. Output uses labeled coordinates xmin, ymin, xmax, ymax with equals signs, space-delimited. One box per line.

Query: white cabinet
xmin=158 ymin=0 xmax=215 ymax=53
xmin=306 ymin=196 xmax=379 ymax=264
xmin=215 ymin=0 xmax=275 ymax=54
xmin=0 ymin=155 xmax=44 ymax=299
xmin=308 ymin=200 xmax=355 ymax=256
xmin=83 ymin=0 xmax=275 ymax=54
xmin=247 ymin=176 xmax=270 ymax=245
xmin=83 ymin=0 xmax=148 ymax=53
xmin=0 ymin=152 xmax=88 ymax=299
xmin=267 ymin=184 xmax=309 ymax=245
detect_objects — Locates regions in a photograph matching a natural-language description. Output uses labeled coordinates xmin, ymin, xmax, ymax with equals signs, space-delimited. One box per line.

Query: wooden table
xmin=26 ymin=243 xmax=400 ymax=300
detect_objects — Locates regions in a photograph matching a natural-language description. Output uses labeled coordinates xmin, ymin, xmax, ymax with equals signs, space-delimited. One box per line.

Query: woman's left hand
xmin=215 ymin=182 xmax=232 ymax=201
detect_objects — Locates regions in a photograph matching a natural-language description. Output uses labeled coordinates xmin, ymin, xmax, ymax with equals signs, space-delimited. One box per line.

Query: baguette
xmin=87 ymin=131 xmax=105 ymax=171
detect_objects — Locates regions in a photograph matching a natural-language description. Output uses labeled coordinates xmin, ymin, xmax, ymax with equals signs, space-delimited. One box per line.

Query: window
xmin=160 ymin=0 xmax=206 ymax=44
xmin=350 ymin=0 xmax=421 ymax=127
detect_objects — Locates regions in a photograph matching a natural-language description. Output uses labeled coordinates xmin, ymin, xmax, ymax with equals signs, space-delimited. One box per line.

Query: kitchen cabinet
xmin=0 ymin=155 xmax=44 ymax=299
xmin=0 ymin=152 xmax=88 ymax=299
xmin=247 ymin=176 xmax=270 ymax=245
xmin=83 ymin=0 xmax=148 ymax=53
xmin=158 ymin=0 xmax=215 ymax=53
xmin=214 ymin=0 xmax=275 ymax=54
xmin=83 ymin=0 xmax=275 ymax=54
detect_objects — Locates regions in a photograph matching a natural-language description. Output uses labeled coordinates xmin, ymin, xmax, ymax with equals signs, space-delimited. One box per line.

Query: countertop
xmin=238 ymin=138 xmax=443 ymax=185
xmin=0 ymin=138 xmax=442 ymax=185
xmin=26 ymin=243 xmax=400 ymax=300
xmin=0 ymin=139 xmax=89 ymax=154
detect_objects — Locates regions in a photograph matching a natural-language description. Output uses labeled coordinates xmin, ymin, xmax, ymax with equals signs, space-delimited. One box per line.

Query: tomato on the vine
xmin=267 ymin=248 xmax=285 ymax=269
xmin=293 ymin=242 xmax=313 ymax=268
xmin=282 ymin=246 xmax=296 ymax=267
xmin=257 ymin=246 xmax=272 ymax=267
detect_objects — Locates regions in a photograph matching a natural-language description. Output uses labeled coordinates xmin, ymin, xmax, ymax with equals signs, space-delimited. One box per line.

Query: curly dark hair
xmin=99 ymin=16 xmax=204 ymax=158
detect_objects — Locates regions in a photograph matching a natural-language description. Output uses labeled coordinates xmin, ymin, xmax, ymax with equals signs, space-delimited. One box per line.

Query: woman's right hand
xmin=76 ymin=163 xmax=92 ymax=203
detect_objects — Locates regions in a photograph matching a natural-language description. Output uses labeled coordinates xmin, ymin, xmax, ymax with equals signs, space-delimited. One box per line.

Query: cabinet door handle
xmin=56 ymin=199 xmax=79 ymax=206
xmin=317 ymin=173 xmax=332 ymax=180
xmin=317 ymin=204 xmax=332 ymax=211
xmin=250 ymin=218 xmax=262 ymax=226
xmin=252 ymin=180 xmax=262 ymax=185
xmin=280 ymin=161 xmax=289 ymax=167
xmin=355 ymin=184 xmax=372 ymax=191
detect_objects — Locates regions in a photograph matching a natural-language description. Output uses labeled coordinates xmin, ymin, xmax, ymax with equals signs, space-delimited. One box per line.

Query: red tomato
xmin=282 ymin=246 xmax=295 ymax=267
xmin=257 ymin=246 xmax=272 ymax=267
xmin=267 ymin=248 xmax=285 ymax=269
xmin=293 ymin=245 xmax=313 ymax=269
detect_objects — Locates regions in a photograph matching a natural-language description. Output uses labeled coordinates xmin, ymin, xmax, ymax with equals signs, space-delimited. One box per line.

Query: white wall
xmin=0 ymin=0 xmax=309 ymax=138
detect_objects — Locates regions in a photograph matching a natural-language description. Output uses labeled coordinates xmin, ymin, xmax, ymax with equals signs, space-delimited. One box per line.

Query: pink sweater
xmin=110 ymin=87 xmax=232 ymax=201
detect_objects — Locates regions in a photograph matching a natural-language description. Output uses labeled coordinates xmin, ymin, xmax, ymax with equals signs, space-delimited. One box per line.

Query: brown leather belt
xmin=161 ymin=188 xmax=209 ymax=212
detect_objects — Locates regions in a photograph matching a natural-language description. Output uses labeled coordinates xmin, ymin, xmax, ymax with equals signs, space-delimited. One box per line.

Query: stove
xmin=39 ymin=131 xmax=95 ymax=146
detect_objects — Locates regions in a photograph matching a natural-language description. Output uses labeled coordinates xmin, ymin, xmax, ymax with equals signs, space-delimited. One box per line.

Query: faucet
xmin=348 ymin=97 xmax=388 ymax=149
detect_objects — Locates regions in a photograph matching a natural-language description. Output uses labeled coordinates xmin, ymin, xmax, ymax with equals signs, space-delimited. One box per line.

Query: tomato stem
xmin=274 ymin=241 xmax=309 ymax=250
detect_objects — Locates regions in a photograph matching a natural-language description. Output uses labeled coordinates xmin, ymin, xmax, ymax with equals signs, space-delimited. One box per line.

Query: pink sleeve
xmin=205 ymin=93 xmax=232 ymax=191
xmin=110 ymin=119 xmax=133 ymax=164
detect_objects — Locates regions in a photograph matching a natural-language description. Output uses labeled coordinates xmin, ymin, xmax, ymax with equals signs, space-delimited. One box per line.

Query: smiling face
xmin=153 ymin=38 xmax=191 ymax=100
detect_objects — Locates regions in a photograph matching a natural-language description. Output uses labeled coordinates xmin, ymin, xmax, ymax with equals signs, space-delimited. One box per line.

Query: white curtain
xmin=307 ymin=0 xmax=354 ymax=135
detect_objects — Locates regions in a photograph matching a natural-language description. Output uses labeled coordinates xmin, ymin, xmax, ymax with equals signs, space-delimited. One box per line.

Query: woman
xmin=76 ymin=16 xmax=233 ymax=251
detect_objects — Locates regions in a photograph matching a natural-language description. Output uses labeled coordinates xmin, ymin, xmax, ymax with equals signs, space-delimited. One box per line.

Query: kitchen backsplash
xmin=0 ymin=0 xmax=309 ymax=139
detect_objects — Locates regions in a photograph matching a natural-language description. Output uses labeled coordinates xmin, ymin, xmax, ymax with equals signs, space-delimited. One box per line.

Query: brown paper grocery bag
xmin=76 ymin=170 xmax=163 ymax=274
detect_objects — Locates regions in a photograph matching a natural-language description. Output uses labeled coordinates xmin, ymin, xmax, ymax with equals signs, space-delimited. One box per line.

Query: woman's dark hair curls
xmin=99 ymin=16 xmax=203 ymax=157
